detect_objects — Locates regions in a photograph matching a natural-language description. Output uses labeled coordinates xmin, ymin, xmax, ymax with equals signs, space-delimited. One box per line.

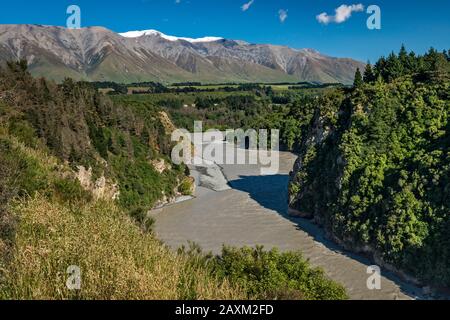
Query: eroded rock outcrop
xmin=288 ymin=102 xmax=342 ymax=223
xmin=76 ymin=166 xmax=120 ymax=201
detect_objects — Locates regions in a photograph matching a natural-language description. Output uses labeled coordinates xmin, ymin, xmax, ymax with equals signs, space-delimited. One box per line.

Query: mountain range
xmin=0 ymin=24 xmax=365 ymax=84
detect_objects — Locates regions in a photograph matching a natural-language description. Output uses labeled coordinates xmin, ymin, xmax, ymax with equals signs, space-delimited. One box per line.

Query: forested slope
xmin=289 ymin=47 xmax=450 ymax=287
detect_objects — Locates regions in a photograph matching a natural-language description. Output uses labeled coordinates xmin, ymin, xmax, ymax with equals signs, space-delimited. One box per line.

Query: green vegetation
xmin=182 ymin=245 xmax=347 ymax=300
xmin=289 ymin=47 xmax=450 ymax=287
xmin=96 ymin=81 xmax=342 ymax=95
xmin=6 ymin=46 xmax=448 ymax=297
xmin=0 ymin=132 xmax=240 ymax=299
xmin=111 ymin=83 xmax=332 ymax=150
xmin=0 ymin=61 xmax=346 ymax=300
xmin=0 ymin=62 xmax=190 ymax=214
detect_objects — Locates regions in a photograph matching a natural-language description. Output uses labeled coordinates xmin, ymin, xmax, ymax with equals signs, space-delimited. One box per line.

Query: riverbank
xmin=152 ymin=143 xmax=425 ymax=300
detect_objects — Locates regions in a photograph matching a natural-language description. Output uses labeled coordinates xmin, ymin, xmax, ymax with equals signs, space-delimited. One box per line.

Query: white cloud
xmin=317 ymin=4 xmax=364 ymax=25
xmin=278 ymin=9 xmax=288 ymax=23
xmin=241 ymin=0 xmax=254 ymax=12
xmin=317 ymin=12 xmax=332 ymax=24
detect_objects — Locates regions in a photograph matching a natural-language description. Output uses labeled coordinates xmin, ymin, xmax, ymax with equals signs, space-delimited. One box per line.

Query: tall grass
xmin=0 ymin=196 xmax=243 ymax=300
xmin=0 ymin=131 xmax=243 ymax=300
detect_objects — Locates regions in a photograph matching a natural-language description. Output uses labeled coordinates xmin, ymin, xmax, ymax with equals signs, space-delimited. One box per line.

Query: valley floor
xmin=153 ymin=144 xmax=424 ymax=300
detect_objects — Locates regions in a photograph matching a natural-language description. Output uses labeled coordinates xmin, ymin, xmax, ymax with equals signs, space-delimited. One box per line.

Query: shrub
xmin=180 ymin=245 xmax=348 ymax=300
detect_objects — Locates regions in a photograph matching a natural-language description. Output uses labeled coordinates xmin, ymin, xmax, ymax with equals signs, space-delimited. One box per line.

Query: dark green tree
xmin=399 ymin=44 xmax=410 ymax=73
xmin=445 ymin=49 xmax=450 ymax=61
xmin=385 ymin=52 xmax=404 ymax=81
xmin=374 ymin=56 xmax=387 ymax=80
xmin=422 ymin=47 xmax=450 ymax=81
xmin=353 ymin=68 xmax=363 ymax=87
xmin=363 ymin=62 xmax=375 ymax=83
xmin=407 ymin=51 xmax=419 ymax=74
xmin=289 ymin=46 xmax=450 ymax=287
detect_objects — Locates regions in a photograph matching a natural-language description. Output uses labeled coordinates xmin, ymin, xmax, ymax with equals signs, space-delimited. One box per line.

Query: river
xmin=152 ymin=140 xmax=424 ymax=300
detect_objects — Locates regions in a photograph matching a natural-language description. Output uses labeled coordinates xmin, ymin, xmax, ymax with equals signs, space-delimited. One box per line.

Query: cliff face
xmin=287 ymin=75 xmax=449 ymax=289
xmin=288 ymin=89 xmax=346 ymax=225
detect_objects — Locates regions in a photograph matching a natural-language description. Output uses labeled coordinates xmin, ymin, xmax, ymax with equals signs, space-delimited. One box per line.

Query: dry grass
xmin=0 ymin=196 xmax=244 ymax=300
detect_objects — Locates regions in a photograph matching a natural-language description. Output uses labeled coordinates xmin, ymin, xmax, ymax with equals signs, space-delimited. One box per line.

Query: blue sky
xmin=0 ymin=0 xmax=449 ymax=62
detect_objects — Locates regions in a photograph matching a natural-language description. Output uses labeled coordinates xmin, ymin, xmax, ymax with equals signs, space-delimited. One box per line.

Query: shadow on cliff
xmin=229 ymin=174 xmax=424 ymax=299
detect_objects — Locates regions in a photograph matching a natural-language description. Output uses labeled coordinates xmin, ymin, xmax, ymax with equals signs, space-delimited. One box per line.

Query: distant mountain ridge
xmin=0 ymin=24 xmax=365 ymax=84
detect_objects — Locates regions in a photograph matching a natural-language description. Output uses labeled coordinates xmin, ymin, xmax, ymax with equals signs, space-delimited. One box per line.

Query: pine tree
xmin=353 ymin=68 xmax=363 ymax=87
xmin=374 ymin=56 xmax=387 ymax=81
xmin=399 ymin=44 xmax=410 ymax=73
xmin=407 ymin=51 xmax=419 ymax=74
xmin=363 ymin=62 xmax=375 ymax=83
xmin=424 ymin=47 xmax=439 ymax=70
xmin=420 ymin=47 xmax=450 ymax=81
xmin=388 ymin=52 xmax=404 ymax=81
xmin=399 ymin=45 xmax=408 ymax=61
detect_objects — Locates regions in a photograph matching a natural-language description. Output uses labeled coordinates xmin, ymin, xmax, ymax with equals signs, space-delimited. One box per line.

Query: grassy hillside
xmin=0 ymin=130 xmax=245 ymax=299
xmin=0 ymin=60 xmax=192 ymax=215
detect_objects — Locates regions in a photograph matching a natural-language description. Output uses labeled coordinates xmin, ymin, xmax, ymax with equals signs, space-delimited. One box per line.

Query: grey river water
xmin=153 ymin=142 xmax=424 ymax=300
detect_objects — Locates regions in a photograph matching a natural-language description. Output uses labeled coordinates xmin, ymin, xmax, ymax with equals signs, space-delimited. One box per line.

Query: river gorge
xmin=152 ymin=140 xmax=424 ymax=300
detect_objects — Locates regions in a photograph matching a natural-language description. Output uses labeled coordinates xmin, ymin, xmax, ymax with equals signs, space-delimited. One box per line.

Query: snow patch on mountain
xmin=119 ymin=29 xmax=223 ymax=43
